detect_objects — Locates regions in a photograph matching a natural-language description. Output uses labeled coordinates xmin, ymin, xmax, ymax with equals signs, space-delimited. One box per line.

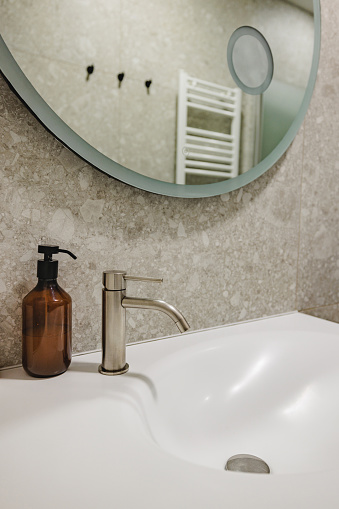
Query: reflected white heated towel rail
xmin=175 ymin=70 xmax=242 ymax=184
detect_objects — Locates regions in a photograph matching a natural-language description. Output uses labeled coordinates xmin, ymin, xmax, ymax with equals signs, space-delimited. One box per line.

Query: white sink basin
xmin=1 ymin=312 xmax=339 ymax=509
xmin=140 ymin=326 xmax=339 ymax=475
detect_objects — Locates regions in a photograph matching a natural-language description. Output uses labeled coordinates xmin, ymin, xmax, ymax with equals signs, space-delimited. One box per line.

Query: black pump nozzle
xmin=37 ymin=245 xmax=77 ymax=279
xmin=58 ymin=249 xmax=77 ymax=260
xmin=38 ymin=245 xmax=77 ymax=260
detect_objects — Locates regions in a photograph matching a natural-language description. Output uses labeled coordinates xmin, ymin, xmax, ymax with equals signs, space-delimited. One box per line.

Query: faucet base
xmin=98 ymin=363 xmax=129 ymax=376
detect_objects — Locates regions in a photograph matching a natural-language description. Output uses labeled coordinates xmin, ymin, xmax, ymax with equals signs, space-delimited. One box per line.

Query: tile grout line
xmin=294 ymin=121 xmax=306 ymax=312
xmin=301 ymin=302 xmax=339 ymax=313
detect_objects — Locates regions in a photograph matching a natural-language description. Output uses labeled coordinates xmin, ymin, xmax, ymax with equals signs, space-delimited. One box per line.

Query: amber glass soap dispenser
xmin=22 ymin=245 xmax=77 ymax=378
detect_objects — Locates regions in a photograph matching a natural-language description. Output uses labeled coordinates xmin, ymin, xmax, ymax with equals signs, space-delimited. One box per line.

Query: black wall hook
xmin=86 ymin=65 xmax=94 ymax=81
xmin=117 ymin=72 xmax=125 ymax=88
xmin=145 ymin=80 xmax=152 ymax=94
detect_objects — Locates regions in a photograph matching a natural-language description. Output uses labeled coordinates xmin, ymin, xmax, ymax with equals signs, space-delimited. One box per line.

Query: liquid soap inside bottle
xmin=22 ymin=279 xmax=72 ymax=377
xmin=22 ymin=245 xmax=76 ymax=378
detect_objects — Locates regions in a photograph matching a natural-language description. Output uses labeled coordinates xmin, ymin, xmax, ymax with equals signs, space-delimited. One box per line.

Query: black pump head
xmin=37 ymin=245 xmax=77 ymax=279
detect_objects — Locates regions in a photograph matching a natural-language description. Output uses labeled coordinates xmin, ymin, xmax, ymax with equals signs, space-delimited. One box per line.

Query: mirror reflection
xmin=0 ymin=0 xmax=314 ymax=185
xmin=227 ymin=27 xmax=274 ymax=95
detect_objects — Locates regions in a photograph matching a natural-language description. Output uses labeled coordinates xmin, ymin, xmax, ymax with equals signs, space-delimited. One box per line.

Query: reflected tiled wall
xmin=0 ymin=0 xmax=313 ymax=182
xmin=1 ymin=0 xmax=338 ymax=370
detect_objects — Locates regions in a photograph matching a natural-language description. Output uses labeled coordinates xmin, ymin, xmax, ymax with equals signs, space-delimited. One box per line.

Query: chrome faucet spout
xmin=99 ymin=270 xmax=190 ymax=376
xmin=122 ymin=297 xmax=190 ymax=333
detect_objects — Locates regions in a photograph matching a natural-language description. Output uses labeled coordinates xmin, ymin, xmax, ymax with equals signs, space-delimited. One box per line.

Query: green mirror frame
xmin=0 ymin=1 xmax=320 ymax=199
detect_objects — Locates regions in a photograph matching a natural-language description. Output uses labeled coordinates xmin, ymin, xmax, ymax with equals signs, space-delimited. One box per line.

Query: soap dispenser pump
xmin=22 ymin=245 xmax=77 ymax=378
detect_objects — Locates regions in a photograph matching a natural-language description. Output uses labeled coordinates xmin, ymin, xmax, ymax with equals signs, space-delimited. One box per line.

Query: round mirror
xmin=0 ymin=0 xmax=320 ymax=198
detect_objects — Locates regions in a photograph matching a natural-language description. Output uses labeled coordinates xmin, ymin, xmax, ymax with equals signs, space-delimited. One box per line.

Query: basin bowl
xmin=138 ymin=315 xmax=339 ymax=475
xmin=2 ymin=312 xmax=339 ymax=509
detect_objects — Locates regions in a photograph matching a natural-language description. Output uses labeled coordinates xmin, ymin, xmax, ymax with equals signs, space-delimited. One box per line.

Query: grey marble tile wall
xmin=0 ymin=0 xmax=338 ymax=369
xmin=297 ymin=0 xmax=339 ymax=323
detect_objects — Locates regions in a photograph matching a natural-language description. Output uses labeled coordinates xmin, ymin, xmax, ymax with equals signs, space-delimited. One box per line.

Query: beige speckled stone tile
xmin=0 ymin=0 xmax=121 ymax=71
xmin=120 ymin=0 xmax=233 ymax=90
xmin=120 ymin=0 xmax=312 ymax=91
xmin=0 ymin=66 xmax=303 ymax=367
xmin=118 ymin=78 xmax=176 ymax=181
xmin=297 ymin=0 xmax=339 ymax=310
xmin=0 ymin=0 xmax=329 ymax=371
xmin=11 ymin=50 xmax=121 ymax=162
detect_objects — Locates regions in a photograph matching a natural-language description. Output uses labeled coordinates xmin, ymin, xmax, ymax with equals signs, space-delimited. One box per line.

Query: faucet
xmin=98 ymin=270 xmax=190 ymax=375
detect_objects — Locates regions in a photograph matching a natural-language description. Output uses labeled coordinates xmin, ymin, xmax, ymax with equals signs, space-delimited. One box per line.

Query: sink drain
xmin=225 ymin=454 xmax=270 ymax=474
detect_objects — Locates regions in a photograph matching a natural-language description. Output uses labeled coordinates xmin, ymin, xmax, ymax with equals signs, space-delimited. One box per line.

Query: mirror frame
xmin=0 ymin=0 xmax=320 ymax=198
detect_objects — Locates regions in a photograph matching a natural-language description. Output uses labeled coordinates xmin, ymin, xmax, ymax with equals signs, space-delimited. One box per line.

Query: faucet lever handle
xmin=124 ymin=275 xmax=163 ymax=284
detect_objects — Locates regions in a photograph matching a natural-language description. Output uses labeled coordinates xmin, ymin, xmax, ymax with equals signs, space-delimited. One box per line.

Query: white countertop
xmin=1 ymin=312 xmax=339 ymax=509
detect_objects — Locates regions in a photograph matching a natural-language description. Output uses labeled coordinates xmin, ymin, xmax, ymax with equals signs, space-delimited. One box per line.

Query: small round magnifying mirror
xmin=227 ymin=26 xmax=274 ymax=95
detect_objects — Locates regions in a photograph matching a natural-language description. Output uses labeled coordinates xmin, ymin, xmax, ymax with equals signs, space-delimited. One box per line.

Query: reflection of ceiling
xmin=284 ymin=0 xmax=313 ymax=14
